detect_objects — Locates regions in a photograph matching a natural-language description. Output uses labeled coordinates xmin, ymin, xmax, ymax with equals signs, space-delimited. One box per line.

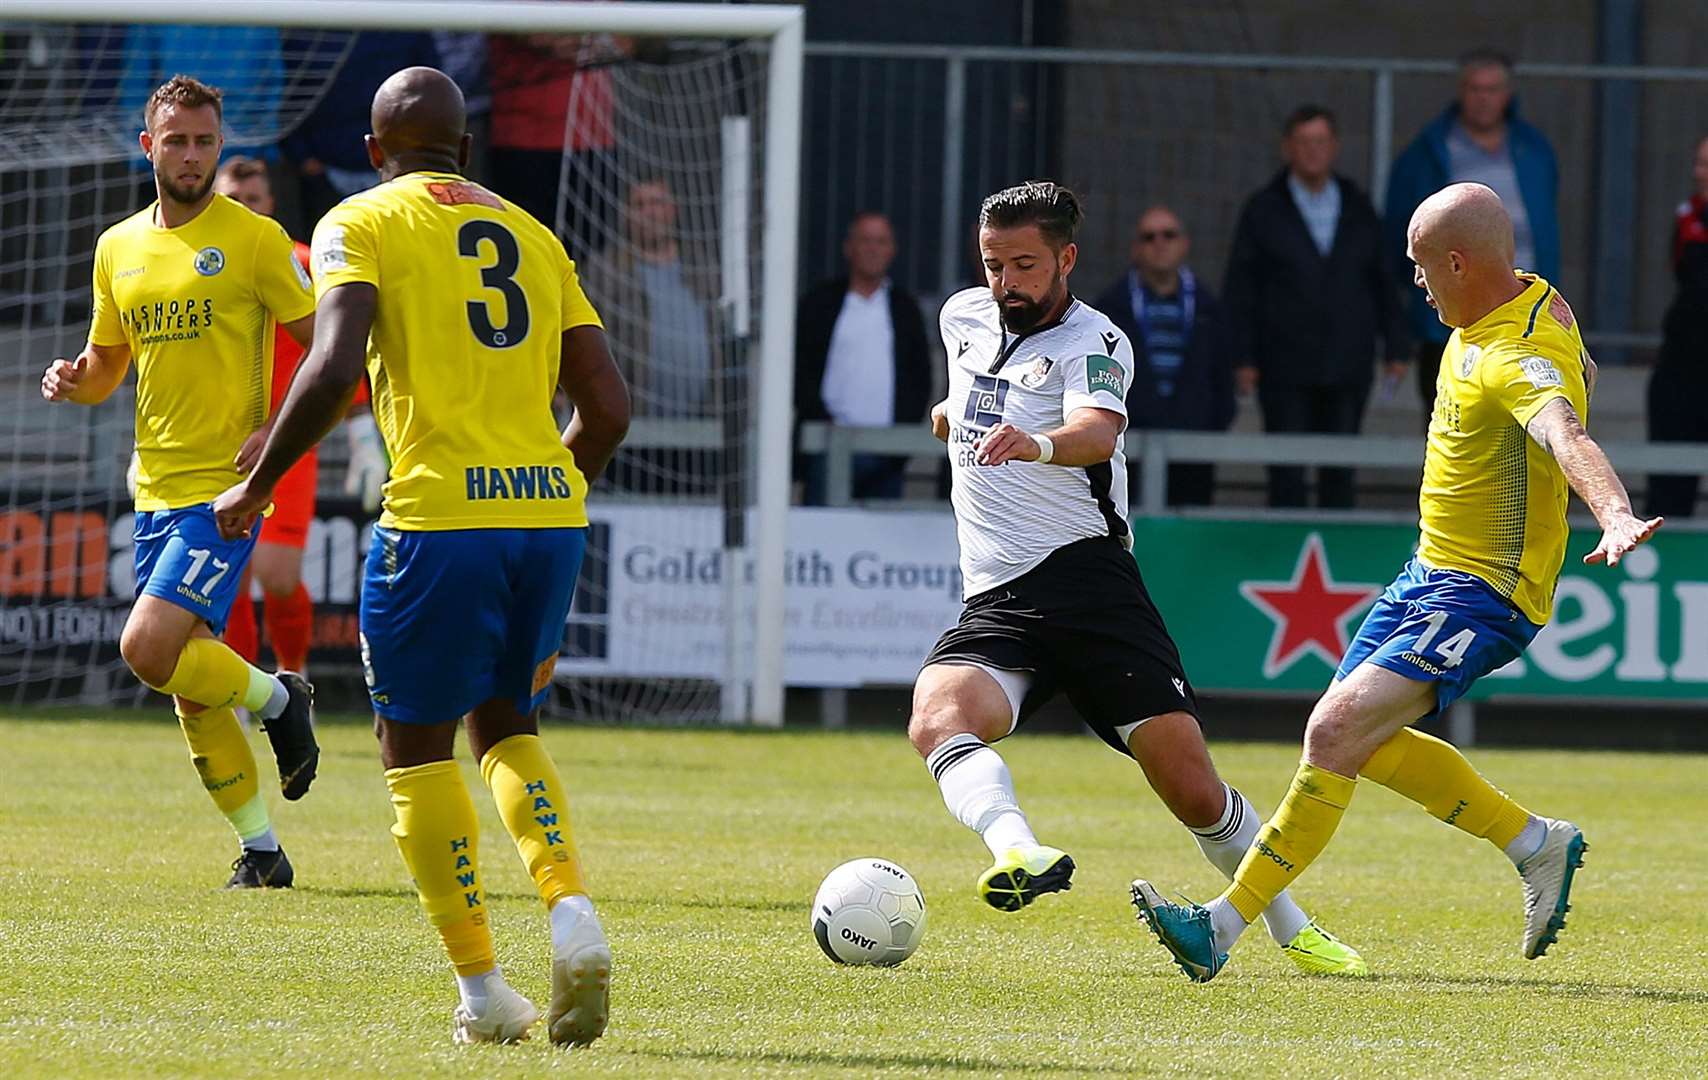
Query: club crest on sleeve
xmin=314 ymin=227 xmax=349 ymax=273
xmin=1518 ymin=355 xmax=1563 ymax=389
xmin=1019 ymin=355 xmax=1054 ymax=389
xmin=192 ymin=246 xmax=225 ymax=276
xmin=1548 ymin=291 xmax=1575 ymax=330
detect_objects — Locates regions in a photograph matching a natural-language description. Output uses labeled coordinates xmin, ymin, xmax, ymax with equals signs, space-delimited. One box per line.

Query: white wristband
xmin=1032 ymin=432 xmax=1054 ymax=464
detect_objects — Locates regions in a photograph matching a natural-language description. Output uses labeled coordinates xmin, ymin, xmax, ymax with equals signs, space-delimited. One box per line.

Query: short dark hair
xmin=977 ymin=180 xmax=1083 ymax=250
xmin=1458 ymin=47 xmax=1514 ymax=76
xmin=847 ymin=209 xmax=891 ymax=231
xmin=145 ymin=74 xmax=223 ymax=131
xmin=1283 ymin=104 xmax=1337 ymax=137
xmin=217 ymin=156 xmax=267 ymax=184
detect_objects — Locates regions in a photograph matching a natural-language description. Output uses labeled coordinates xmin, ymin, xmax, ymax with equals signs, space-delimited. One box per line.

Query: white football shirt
xmin=939 ymin=287 xmax=1134 ymax=598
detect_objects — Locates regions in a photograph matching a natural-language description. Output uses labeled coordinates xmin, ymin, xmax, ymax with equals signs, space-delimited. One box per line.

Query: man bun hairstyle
xmin=145 ymin=74 xmax=224 ymax=131
xmin=978 ymin=180 xmax=1084 ymax=250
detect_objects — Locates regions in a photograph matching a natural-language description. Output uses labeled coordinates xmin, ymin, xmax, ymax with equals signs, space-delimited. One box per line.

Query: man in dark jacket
xmin=1094 ymin=204 xmax=1235 ymax=507
xmin=1385 ymin=48 xmax=1560 ymax=418
xmin=795 ymin=212 xmax=931 ymax=502
xmin=1225 ymin=104 xmax=1407 ymax=508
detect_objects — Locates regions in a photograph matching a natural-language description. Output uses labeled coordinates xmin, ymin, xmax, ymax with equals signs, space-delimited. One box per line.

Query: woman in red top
xmin=1647 ymin=135 xmax=1708 ymax=519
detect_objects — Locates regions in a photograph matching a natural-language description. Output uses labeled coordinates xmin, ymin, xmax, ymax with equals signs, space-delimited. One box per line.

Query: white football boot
xmin=549 ymin=907 xmax=613 ymax=1048
xmin=452 ymin=974 xmax=540 ymax=1044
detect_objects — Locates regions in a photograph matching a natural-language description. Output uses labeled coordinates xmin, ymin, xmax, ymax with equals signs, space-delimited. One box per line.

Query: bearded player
xmin=40 ymin=76 xmax=318 ymax=889
xmin=1133 ymin=183 xmax=1662 ymax=981
xmin=915 ymin=180 xmax=1365 ymax=976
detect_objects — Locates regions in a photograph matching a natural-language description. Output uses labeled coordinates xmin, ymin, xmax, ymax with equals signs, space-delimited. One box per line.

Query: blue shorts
xmin=1336 ymin=557 xmax=1541 ymax=717
xmin=133 ymin=504 xmax=261 ymax=636
xmin=360 ymin=525 xmax=587 ymax=725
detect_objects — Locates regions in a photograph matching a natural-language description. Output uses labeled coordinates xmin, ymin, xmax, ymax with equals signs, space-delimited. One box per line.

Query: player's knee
xmin=908 ymin=684 xmax=979 ymax=757
xmin=119 ymin=627 xmax=177 ymax=689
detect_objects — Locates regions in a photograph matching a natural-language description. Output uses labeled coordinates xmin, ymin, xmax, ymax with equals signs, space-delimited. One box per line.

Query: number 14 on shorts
xmin=1407 ymin=611 xmax=1477 ymax=669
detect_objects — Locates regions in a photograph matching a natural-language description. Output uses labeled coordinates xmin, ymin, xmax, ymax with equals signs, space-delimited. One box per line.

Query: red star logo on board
xmin=1240 ymin=533 xmax=1383 ymax=678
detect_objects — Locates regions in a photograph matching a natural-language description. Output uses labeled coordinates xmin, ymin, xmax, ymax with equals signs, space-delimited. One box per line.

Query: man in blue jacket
xmin=1385 ymin=48 xmax=1560 ymax=418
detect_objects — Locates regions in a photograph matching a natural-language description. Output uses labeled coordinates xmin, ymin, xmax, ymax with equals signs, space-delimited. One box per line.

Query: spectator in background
xmin=1093 ymin=205 xmax=1236 ymax=508
xmin=282 ymin=31 xmax=441 ymax=228
xmin=431 ymin=32 xmax=491 ymax=180
xmin=580 ymin=177 xmax=721 ymax=493
xmin=114 ymin=24 xmax=282 ymax=207
xmin=488 ymin=32 xmax=631 ymax=258
xmin=1646 ymin=135 xmax=1708 ymax=519
xmin=1224 ymin=104 xmax=1406 ymax=509
xmin=794 ymin=212 xmax=931 ymax=503
xmin=1386 ymin=48 xmax=1560 ymax=418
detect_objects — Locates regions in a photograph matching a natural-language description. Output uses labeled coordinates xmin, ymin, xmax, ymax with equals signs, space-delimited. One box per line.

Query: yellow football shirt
xmin=89 ymin=194 xmax=316 ymax=510
xmin=310 ymin=171 xmax=603 ymax=531
xmin=1417 ymin=274 xmax=1590 ymax=625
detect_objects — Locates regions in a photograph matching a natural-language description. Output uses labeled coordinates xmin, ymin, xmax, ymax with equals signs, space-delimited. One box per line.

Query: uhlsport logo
xmin=193 ymin=246 xmax=225 ymax=276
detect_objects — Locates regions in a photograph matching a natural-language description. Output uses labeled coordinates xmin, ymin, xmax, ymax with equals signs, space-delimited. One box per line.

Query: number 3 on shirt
xmin=457 ymin=220 xmax=530 ymax=349
xmin=1413 ymin=611 xmax=1476 ymax=669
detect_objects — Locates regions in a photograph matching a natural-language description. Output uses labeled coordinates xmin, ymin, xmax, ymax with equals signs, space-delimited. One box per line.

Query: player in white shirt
xmin=912 ymin=181 xmax=1365 ymax=976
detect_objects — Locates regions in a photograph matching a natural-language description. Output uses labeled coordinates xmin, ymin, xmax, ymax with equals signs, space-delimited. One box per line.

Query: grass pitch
xmin=2 ymin=712 xmax=1704 ymax=1078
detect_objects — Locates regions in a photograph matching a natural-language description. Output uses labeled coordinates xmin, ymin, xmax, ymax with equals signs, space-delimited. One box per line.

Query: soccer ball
xmin=811 ymin=858 xmax=927 ymax=966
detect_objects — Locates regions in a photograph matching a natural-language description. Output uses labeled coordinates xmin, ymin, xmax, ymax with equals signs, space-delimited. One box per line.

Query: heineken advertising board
xmin=1133 ymin=518 xmax=1708 ymax=702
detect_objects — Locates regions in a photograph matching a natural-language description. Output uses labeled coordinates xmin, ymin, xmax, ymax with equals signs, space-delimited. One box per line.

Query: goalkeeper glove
xmin=344 ymin=413 xmax=388 ymax=513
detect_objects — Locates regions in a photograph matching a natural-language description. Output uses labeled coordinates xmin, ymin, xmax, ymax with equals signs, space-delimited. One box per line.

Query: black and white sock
xmin=925 ymin=733 xmax=1039 ymax=857
xmin=1190 ymin=783 xmax=1310 ymax=946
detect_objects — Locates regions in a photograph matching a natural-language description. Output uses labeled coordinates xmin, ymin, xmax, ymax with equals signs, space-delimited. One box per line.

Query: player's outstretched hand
xmin=40 ymin=356 xmax=87 ymax=402
xmin=974 ymin=423 xmax=1041 ymax=466
xmin=213 ymin=480 xmax=269 ymax=541
xmin=930 ymin=401 xmax=950 ymax=443
xmin=1584 ymin=513 xmax=1663 ymax=567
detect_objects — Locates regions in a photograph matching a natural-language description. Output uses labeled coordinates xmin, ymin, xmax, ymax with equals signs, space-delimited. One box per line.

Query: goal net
xmin=0 ymin=2 xmax=802 ymax=726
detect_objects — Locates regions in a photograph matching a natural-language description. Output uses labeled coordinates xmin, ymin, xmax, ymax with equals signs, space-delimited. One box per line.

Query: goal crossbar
xmin=4 ymin=1 xmax=801 ymax=38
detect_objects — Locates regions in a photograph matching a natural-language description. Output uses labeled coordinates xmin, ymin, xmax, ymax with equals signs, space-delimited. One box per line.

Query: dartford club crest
xmin=193 ymin=246 xmax=225 ymax=276
xmin=1458 ymin=344 xmax=1481 ymax=379
xmin=1019 ymin=355 xmax=1054 ymax=389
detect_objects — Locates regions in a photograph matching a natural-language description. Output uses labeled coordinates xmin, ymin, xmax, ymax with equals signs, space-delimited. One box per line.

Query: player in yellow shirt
xmin=40 ymin=76 xmax=320 ymax=890
xmin=214 ymin=67 xmax=630 ymax=1048
xmin=1132 ymin=183 xmax=1663 ymax=981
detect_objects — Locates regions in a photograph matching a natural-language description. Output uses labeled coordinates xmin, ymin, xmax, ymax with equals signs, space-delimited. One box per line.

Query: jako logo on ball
xmin=811 ymin=857 xmax=927 ymax=967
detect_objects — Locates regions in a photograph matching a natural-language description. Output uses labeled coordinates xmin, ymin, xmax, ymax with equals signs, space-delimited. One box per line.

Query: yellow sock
xmin=480 ymin=734 xmax=586 ymax=910
xmin=178 ymin=706 xmax=270 ymax=842
xmin=1221 ymin=762 xmax=1356 ymax=923
xmin=1360 ymin=727 xmax=1533 ymax=850
xmin=385 ymin=760 xmax=495 ymax=976
xmin=158 ymin=637 xmax=278 ymax=713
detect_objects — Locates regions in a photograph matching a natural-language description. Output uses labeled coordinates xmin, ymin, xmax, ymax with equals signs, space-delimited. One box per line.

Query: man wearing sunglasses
xmin=1093 ymin=205 xmax=1237 ymax=507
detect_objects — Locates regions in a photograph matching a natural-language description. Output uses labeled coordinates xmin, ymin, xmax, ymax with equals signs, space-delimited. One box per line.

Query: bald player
xmin=214 ymin=67 xmax=631 ymax=1046
xmin=1132 ymin=182 xmax=1662 ymax=982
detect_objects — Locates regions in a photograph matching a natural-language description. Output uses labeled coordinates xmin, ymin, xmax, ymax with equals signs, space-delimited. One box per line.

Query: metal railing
xmin=796 ymin=421 xmax=1708 ymax=516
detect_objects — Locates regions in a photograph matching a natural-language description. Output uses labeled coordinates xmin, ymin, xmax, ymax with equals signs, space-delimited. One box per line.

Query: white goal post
xmin=4 ymin=0 xmax=803 ymax=727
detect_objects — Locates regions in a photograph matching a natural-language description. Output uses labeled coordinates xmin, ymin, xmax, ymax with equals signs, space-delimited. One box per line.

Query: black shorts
xmin=923 ymin=536 xmax=1198 ymax=755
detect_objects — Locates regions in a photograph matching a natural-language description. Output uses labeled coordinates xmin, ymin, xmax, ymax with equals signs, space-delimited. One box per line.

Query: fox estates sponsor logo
xmin=1086 ymin=354 xmax=1125 ymax=397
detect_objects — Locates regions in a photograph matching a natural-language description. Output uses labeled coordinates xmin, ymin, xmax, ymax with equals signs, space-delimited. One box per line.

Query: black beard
xmin=156 ymin=167 xmax=215 ymax=206
xmin=998 ymin=292 xmax=1049 ymax=333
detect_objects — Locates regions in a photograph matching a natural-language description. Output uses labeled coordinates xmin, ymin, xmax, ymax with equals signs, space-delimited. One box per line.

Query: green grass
xmin=1 ymin=714 xmax=1704 ymax=1078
